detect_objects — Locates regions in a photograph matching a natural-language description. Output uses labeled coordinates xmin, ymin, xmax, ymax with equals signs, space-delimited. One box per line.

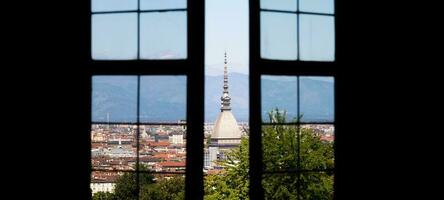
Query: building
xmin=169 ymin=134 xmax=184 ymax=145
xmin=91 ymin=131 xmax=106 ymax=142
xmin=90 ymin=172 xmax=118 ymax=194
xmin=204 ymin=146 xmax=220 ymax=169
xmin=208 ymin=52 xmax=242 ymax=166
xmin=90 ymin=182 xmax=115 ymax=194
xmin=210 ymin=52 xmax=242 ymax=148
xmin=204 ymin=149 xmax=210 ymax=168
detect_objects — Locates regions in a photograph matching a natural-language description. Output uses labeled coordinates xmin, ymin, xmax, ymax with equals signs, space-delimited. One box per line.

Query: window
xmin=91 ymin=76 xmax=187 ymax=199
xmin=250 ymin=0 xmax=336 ymax=199
xmin=91 ymin=0 xmax=187 ymax=60
xmin=89 ymin=0 xmax=204 ymax=199
xmin=260 ymin=76 xmax=334 ymax=199
xmin=88 ymin=0 xmax=336 ymax=199
xmin=260 ymin=0 xmax=335 ymax=61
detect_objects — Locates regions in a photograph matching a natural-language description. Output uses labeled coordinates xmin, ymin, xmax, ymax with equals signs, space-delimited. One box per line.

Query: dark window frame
xmin=249 ymin=0 xmax=338 ymax=199
xmin=87 ymin=1 xmax=205 ymax=200
xmin=85 ymin=0 xmax=339 ymax=199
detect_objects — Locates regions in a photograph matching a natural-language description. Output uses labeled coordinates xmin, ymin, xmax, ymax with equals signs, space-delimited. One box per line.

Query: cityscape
xmin=90 ymin=123 xmax=334 ymax=194
xmin=91 ymin=54 xmax=334 ymax=196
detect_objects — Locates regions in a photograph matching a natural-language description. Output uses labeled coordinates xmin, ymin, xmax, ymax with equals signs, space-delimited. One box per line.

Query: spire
xmin=221 ymin=52 xmax=231 ymax=111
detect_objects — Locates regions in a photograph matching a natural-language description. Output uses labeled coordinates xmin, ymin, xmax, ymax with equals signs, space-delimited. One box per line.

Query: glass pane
xmin=262 ymin=173 xmax=298 ymax=199
xmin=299 ymin=15 xmax=335 ymax=61
xmin=300 ymin=124 xmax=334 ymax=170
xmin=262 ymin=125 xmax=298 ymax=172
xmin=91 ymin=124 xmax=137 ymax=171
xmin=300 ymin=0 xmax=334 ymax=14
xmin=140 ymin=12 xmax=187 ymax=59
xmin=260 ymin=0 xmax=297 ymax=11
xmin=92 ymin=0 xmax=138 ymax=12
xmin=299 ymin=76 xmax=334 ymax=122
xmin=140 ymin=0 xmax=187 ymax=10
xmin=261 ymin=12 xmax=297 ymax=60
xmin=92 ymin=13 xmax=138 ymax=60
xmin=139 ymin=125 xmax=187 ymax=172
xmin=139 ymin=76 xmax=186 ymax=122
xmin=91 ymin=171 xmax=122 ymax=196
xmin=92 ymin=76 xmax=137 ymax=122
xmin=300 ymin=172 xmax=334 ymax=199
xmin=261 ymin=76 xmax=298 ymax=122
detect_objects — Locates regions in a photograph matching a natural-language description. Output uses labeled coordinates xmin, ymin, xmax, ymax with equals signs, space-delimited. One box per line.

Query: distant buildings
xmin=169 ymin=134 xmax=184 ymax=145
xmin=91 ymin=124 xmax=187 ymax=190
xmin=90 ymin=182 xmax=115 ymax=194
xmin=90 ymin=171 xmax=119 ymax=194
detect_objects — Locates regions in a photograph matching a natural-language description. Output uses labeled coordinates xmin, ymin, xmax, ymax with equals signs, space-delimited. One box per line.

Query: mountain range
xmin=92 ymin=73 xmax=334 ymax=123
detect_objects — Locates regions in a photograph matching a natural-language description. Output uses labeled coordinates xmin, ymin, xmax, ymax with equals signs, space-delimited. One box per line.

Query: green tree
xmin=140 ymin=176 xmax=185 ymax=200
xmin=92 ymin=191 xmax=116 ymax=200
xmin=112 ymin=165 xmax=155 ymax=200
xmin=205 ymin=108 xmax=334 ymax=200
xmin=205 ymin=133 xmax=212 ymax=148
xmin=204 ymin=137 xmax=249 ymax=200
xmin=92 ymin=163 xmax=185 ymax=200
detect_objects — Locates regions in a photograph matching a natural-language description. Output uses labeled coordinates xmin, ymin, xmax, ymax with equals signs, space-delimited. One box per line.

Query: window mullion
xmin=137 ymin=0 xmax=140 ymax=60
xmin=136 ymin=75 xmax=140 ymax=199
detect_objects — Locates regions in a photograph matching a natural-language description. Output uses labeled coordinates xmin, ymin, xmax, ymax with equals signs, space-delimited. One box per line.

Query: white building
xmin=90 ymin=182 xmax=115 ymax=194
xmin=169 ymin=134 xmax=184 ymax=145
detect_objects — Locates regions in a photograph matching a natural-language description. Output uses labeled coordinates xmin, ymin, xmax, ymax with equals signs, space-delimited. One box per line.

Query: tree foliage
xmin=140 ymin=176 xmax=185 ymax=200
xmin=92 ymin=192 xmax=116 ymax=200
xmin=204 ymin=137 xmax=249 ymax=200
xmin=92 ymin=164 xmax=184 ymax=200
xmin=205 ymin=108 xmax=334 ymax=200
xmin=111 ymin=165 xmax=155 ymax=200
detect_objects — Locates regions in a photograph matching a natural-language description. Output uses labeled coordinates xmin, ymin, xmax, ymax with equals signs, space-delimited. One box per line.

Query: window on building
xmin=91 ymin=75 xmax=188 ymax=198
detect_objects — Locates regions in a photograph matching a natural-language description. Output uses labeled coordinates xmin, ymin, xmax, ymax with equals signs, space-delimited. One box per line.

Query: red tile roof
xmin=148 ymin=141 xmax=170 ymax=147
xmin=159 ymin=161 xmax=186 ymax=168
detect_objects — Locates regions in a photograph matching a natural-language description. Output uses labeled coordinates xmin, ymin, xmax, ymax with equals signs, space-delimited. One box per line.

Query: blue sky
xmin=207 ymin=0 xmax=335 ymax=73
xmin=205 ymin=0 xmax=249 ymax=75
xmin=92 ymin=0 xmax=187 ymax=60
xmin=92 ymin=0 xmax=334 ymax=65
xmin=91 ymin=0 xmax=335 ymax=122
xmin=91 ymin=0 xmax=335 ymax=80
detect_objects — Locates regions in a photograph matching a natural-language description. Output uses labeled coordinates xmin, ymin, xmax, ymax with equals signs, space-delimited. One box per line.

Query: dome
xmin=212 ymin=111 xmax=241 ymax=139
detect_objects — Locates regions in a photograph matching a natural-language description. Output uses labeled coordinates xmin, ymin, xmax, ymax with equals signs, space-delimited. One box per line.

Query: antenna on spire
xmin=221 ymin=52 xmax=231 ymax=111
xmin=107 ymin=112 xmax=110 ymax=130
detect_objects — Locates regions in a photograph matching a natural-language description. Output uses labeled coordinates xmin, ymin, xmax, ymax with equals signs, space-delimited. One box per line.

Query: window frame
xmin=249 ymin=0 xmax=339 ymax=199
xmin=85 ymin=0 xmax=340 ymax=199
xmin=87 ymin=1 xmax=205 ymax=200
